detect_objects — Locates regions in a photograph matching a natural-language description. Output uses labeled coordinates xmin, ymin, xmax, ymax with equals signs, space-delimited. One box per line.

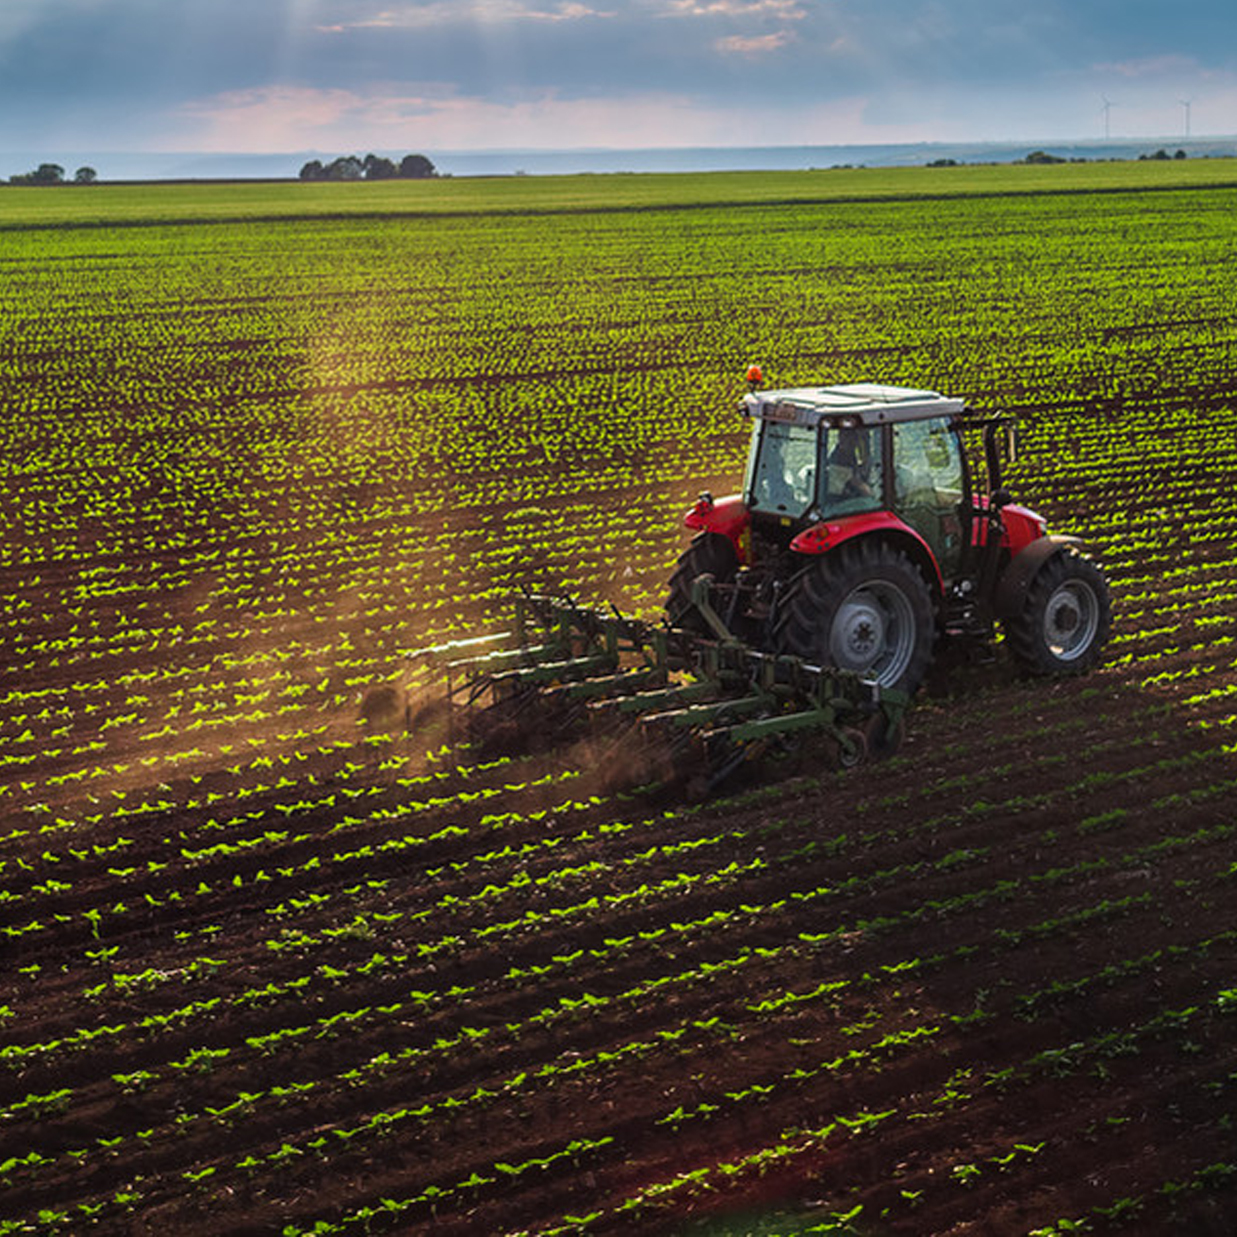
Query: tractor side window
xmin=892 ymin=418 xmax=965 ymax=574
xmin=749 ymin=421 xmax=818 ymax=516
xmin=820 ymin=425 xmax=883 ymax=516
xmin=893 ymin=418 xmax=963 ymax=502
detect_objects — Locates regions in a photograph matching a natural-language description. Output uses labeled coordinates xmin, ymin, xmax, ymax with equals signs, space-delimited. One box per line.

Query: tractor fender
xmin=684 ymin=493 xmax=750 ymax=561
xmin=789 ymin=511 xmax=944 ymax=594
xmin=971 ymin=499 xmax=1047 ymax=555
xmin=994 ymin=535 xmax=1084 ymax=620
xmin=1000 ymin=503 xmax=1050 ymax=555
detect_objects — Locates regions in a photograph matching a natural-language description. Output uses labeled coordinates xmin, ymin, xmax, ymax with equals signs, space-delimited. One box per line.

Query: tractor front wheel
xmin=775 ymin=540 xmax=936 ymax=695
xmin=665 ymin=533 xmax=738 ymax=630
xmin=1004 ymin=550 xmax=1111 ymax=675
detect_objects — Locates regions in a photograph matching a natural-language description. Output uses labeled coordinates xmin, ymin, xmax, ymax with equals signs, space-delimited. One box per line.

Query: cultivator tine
xmin=696 ymin=729 xmax=756 ymax=795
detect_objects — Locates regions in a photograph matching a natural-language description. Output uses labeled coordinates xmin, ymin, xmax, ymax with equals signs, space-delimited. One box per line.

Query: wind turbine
xmin=1101 ymin=96 xmax=1113 ymax=139
xmin=1180 ymin=99 xmax=1192 ymax=138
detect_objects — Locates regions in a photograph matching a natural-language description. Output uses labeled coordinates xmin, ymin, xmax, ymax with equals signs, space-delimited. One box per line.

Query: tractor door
xmin=889 ymin=417 xmax=966 ymax=581
xmin=745 ymin=420 xmax=819 ymax=519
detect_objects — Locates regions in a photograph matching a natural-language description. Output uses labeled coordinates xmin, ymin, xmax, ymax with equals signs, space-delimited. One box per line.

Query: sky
xmin=1 ymin=0 xmax=1235 ymax=158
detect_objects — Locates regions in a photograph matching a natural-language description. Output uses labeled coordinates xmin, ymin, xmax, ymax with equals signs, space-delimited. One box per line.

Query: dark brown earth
xmin=3 ymin=553 xmax=1237 ymax=1237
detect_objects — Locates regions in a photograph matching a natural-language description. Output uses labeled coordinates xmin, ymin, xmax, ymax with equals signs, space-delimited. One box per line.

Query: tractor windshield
xmin=746 ymin=421 xmax=818 ymax=516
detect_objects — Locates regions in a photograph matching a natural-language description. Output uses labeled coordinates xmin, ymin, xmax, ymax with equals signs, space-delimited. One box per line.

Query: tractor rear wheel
xmin=665 ymin=533 xmax=738 ymax=630
xmin=1004 ymin=550 xmax=1111 ymax=675
xmin=775 ymin=540 xmax=936 ymax=695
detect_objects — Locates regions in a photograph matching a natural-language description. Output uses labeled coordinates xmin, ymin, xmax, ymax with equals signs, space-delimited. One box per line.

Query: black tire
xmin=774 ymin=540 xmax=936 ymax=695
xmin=665 ymin=533 xmax=738 ymax=630
xmin=830 ymin=726 xmax=868 ymax=769
xmin=864 ymin=710 xmax=907 ymax=760
xmin=1003 ymin=550 xmax=1111 ymax=675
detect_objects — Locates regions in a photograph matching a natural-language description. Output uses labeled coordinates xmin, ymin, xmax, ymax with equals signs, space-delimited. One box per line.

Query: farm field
xmin=2 ymin=162 xmax=1237 ymax=1235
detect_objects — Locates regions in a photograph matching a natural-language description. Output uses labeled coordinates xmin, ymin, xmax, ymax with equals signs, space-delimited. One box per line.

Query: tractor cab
xmin=740 ymin=383 xmax=975 ymax=581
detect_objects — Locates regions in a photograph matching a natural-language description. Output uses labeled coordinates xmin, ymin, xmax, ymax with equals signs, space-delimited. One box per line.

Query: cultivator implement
xmin=417 ymin=585 xmax=909 ymax=796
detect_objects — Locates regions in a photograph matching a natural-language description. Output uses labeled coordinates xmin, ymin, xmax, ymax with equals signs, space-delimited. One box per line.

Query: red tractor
xmin=437 ymin=370 xmax=1112 ymax=789
xmin=667 ymin=370 xmax=1111 ymax=696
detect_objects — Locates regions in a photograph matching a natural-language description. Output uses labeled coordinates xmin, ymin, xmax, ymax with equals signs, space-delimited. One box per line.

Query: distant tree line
xmin=7 ymin=163 xmax=96 ymax=185
xmin=927 ymin=148 xmax=1192 ymax=169
xmin=1019 ymin=148 xmax=1188 ymax=164
xmin=299 ymin=153 xmax=437 ymax=181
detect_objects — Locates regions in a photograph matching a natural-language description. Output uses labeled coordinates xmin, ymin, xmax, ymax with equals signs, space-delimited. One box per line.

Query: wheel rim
xmin=1042 ymin=578 xmax=1100 ymax=661
xmin=829 ymin=582 xmax=917 ymax=686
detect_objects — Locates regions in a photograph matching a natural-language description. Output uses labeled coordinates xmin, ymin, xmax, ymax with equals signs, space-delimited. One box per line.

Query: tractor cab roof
xmin=741 ymin=382 xmax=966 ymax=429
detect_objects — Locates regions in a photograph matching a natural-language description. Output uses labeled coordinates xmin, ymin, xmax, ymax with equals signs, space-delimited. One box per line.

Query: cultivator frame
xmin=426 ymin=584 xmax=909 ymax=795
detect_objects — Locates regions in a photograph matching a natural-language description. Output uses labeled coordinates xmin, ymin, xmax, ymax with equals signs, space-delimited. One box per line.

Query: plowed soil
xmin=4 ymin=591 xmax=1237 ymax=1235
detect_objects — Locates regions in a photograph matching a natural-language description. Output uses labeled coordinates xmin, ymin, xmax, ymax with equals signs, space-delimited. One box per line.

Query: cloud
xmin=178 ymin=84 xmax=693 ymax=150
xmin=661 ymin=0 xmax=805 ymax=15
xmin=319 ymin=1 xmax=614 ymax=31
xmin=715 ymin=31 xmax=795 ymax=55
xmin=174 ymin=80 xmax=901 ymax=151
xmin=1095 ymin=54 xmax=1201 ymax=80
xmin=179 ymin=85 xmax=367 ymax=150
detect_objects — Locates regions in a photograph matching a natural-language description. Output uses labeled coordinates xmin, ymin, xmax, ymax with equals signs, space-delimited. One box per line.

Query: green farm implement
xmin=433 ymin=588 xmax=909 ymax=795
